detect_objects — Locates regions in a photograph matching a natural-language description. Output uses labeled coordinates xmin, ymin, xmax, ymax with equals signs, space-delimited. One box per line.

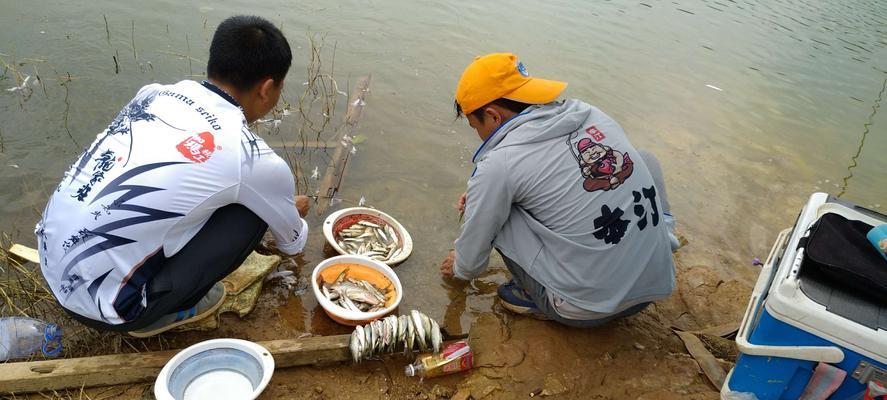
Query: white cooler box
xmin=723 ymin=193 xmax=887 ymax=399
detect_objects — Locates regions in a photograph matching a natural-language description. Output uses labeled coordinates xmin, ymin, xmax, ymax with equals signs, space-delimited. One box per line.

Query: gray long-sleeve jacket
xmin=454 ymin=99 xmax=675 ymax=313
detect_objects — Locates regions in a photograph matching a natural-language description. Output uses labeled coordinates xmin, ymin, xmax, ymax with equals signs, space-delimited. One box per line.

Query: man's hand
xmin=456 ymin=192 xmax=467 ymax=214
xmin=440 ymin=249 xmax=456 ymax=278
xmin=296 ymin=195 xmax=311 ymax=217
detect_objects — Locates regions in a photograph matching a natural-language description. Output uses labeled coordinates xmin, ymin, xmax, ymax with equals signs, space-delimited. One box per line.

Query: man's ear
xmin=257 ymin=78 xmax=277 ymax=101
xmin=483 ymin=106 xmax=501 ymax=125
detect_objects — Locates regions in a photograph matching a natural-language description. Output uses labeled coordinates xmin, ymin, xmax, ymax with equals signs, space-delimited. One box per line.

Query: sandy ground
xmin=3 ymin=255 xmax=755 ymax=400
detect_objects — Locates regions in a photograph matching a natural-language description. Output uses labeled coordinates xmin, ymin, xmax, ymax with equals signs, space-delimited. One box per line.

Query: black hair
xmin=207 ymin=15 xmax=292 ymax=91
xmin=454 ymin=98 xmax=531 ymax=121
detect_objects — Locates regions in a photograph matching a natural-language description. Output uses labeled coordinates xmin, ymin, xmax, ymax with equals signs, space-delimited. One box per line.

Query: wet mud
xmin=8 ymin=259 xmax=752 ymax=400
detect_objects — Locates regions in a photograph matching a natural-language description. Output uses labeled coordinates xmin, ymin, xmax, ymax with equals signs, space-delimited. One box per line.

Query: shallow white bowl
xmin=154 ymin=339 xmax=274 ymax=400
xmin=311 ymin=254 xmax=404 ymax=326
xmin=322 ymin=207 xmax=413 ymax=265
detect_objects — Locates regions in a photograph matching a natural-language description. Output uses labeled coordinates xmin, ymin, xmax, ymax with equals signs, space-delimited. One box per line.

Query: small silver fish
xmin=430 ymin=318 xmax=442 ymax=353
xmin=364 ymin=323 xmax=373 ymax=358
xmin=350 ymin=329 xmax=361 ymax=362
xmin=411 ymin=310 xmax=427 ymax=351
xmin=420 ymin=313 xmax=432 ymax=345
xmin=398 ymin=315 xmax=408 ymax=346
xmin=375 ymin=228 xmax=389 ymax=243
xmin=358 ymin=220 xmax=382 ymax=228
xmin=405 ymin=316 xmax=416 ymax=353
xmin=387 ymin=316 xmax=399 ymax=351
xmin=373 ymin=320 xmax=384 ymax=352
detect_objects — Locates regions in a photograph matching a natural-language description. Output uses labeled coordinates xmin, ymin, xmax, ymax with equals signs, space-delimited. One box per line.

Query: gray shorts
xmin=499 ymin=250 xmax=650 ymax=328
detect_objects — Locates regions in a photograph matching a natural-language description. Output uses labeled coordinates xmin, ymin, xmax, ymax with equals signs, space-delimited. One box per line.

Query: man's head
xmin=207 ymin=15 xmax=292 ymax=123
xmin=454 ymin=53 xmax=567 ymax=140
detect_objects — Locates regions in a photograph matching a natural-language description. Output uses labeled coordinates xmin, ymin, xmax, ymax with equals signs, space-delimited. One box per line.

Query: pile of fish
xmin=321 ymin=269 xmax=391 ymax=314
xmin=349 ymin=310 xmax=442 ymax=363
xmin=336 ymin=219 xmax=403 ymax=262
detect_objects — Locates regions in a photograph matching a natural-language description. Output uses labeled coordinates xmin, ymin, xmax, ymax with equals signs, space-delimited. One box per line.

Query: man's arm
xmin=238 ymin=153 xmax=308 ymax=255
xmin=452 ymin=152 xmax=513 ymax=280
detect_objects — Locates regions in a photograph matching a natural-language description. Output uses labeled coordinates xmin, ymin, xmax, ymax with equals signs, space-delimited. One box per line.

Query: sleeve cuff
xmin=275 ymin=218 xmax=308 ymax=255
xmin=452 ymin=260 xmax=472 ymax=281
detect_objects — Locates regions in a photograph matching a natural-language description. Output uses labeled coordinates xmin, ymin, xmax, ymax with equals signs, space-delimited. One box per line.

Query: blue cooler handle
xmin=735 ymin=229 xmax=845 ymax=364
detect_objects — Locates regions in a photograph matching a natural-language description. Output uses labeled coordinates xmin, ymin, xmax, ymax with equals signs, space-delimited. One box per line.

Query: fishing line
xmin=837 ymin=75 xmax=886 ymax=198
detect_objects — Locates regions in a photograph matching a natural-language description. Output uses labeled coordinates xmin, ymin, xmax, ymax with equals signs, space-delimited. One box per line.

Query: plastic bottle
xmin=868 ymin=224 xmax=887 ymax=262
xmin=0 ymin=317 xmax=63 ymax=361
xmin=404 ymin=340 xmax=473 ymax=379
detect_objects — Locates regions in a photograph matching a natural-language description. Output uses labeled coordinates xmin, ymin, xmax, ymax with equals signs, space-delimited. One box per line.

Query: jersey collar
xmin=202 ymin=80 xmax=241 ymax=109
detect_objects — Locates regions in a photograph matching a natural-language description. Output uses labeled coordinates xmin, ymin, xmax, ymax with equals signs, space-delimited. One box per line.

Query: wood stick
xmin=0 ymin=335 xmax=351 ymax=394
xmin=102 ymin=15 xmax=110 ymax=46
xmin=673 ymin=330 xmax=726 ymax=389
xmin=8 ymin=244 xmax=40 ymax=264
xmin=316 ymin=75 xmax=371 ymax=214
xmin=692 ymin=322 xmax=739 ymax=339
xmin=1 ymin=331 xmax=471 ymax=394
xmin=270 ymin=140 xmax=336 ymax=150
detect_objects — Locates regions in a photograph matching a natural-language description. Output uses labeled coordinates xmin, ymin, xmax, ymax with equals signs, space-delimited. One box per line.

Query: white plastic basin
xmin=154 ymin=339 xmax=274 ymax=400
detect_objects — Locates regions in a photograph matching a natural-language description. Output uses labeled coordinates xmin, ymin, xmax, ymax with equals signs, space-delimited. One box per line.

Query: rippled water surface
xmin=1 ymin=0 xmax=884 ymax=333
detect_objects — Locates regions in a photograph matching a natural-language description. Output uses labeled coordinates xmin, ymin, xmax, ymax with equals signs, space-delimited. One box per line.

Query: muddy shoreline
xmin=3 ymin=257 xmax=751 ymax=400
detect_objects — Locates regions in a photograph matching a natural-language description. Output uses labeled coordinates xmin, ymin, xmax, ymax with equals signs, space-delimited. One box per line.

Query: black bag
xmin=802 ymin=213 xmax=887 ymax=304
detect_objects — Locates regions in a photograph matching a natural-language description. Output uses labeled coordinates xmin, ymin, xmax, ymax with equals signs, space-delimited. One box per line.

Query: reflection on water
xmin=0 ymin=0 xmax=885 ymax=335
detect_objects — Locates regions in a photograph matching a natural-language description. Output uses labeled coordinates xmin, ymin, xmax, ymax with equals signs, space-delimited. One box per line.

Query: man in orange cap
xmin=440 ymin=53 xmax=678 ymax=327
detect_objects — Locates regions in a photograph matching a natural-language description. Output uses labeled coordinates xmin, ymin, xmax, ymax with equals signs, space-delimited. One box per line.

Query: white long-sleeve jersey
xmin=36 ymin=80 xmax=307 ymax=324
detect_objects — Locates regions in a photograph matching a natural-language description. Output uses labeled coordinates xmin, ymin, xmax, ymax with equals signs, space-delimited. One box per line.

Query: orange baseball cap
xmin=455 ymin=53 xmax=567 ymax=115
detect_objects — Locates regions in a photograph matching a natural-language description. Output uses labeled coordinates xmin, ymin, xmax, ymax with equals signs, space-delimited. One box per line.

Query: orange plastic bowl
xmin=311 ymin=255 xmax=403 ymax=326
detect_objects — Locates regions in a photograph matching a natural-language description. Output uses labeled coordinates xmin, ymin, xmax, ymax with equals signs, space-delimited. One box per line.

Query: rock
xmin=541 ymin=375 xmax=568 ymax=396
xmin=450 ymin=389 xmax=472 ymax=400
xmin=461 ymin=375 xmax=501 ymax=399
xmin=634 ymin=343 xmax=646 ymax=351
xmin=430 ymin=385 xmax=454 ymax=399
xmin=257 ymin=230 xmax=278 ymax=254
xmin=697 ymin=333 xmax=739 ymax=362
xmin=479 ymin=367 xmax=507 ymax=380
xmin=478 ymin=384 xmax=500 ymax=399
xmin=314 ymin=386 xmax=323 ymax=394
xmin=292 ymin=276 xmax=310 ymax=295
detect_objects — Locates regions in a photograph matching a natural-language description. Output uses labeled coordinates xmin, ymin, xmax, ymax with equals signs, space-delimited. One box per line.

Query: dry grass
xmin=255 ymin=33 xmax=347 ymax=197
xmin=0 ymin=236 xmax=172 ymax=361
xmin=0 ymin=236 xmax=171 ymax=399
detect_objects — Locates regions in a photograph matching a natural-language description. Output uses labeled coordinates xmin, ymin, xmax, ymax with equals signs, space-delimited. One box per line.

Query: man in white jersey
xmin=37 ymin=16 xmax=308 ymax=337
xmin=440 ymin=53 xmax=678 ymax=327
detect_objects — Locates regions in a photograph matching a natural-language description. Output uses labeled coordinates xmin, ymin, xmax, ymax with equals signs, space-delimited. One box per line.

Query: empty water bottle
xmin=0 ymin=317 xmax=62 ymax=361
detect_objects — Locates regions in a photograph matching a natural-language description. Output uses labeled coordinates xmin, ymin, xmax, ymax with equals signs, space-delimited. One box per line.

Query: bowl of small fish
xmin=323 ymin=207 xmax=413 ymax=265
xmin=312 ymin=254 xmax=403 ymax=326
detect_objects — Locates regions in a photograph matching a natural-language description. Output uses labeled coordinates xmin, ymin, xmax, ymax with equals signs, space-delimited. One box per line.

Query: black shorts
xmin=65 ymin=204 xmax=268 ymax=332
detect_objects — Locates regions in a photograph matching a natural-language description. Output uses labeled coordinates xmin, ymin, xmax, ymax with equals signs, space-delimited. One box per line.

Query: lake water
xmin=1 ymin=0 xmax=884 ymax=334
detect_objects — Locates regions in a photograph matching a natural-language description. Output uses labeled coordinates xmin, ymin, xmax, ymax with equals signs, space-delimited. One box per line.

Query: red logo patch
xmin=176 ymin=132 xmax=216 ymax=163
xmin=586 ymin=125 xmax=606 ymax=141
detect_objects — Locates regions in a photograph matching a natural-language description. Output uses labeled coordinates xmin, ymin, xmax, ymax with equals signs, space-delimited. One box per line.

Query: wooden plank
xmin=316 ymin=75 xmax=371 ymax=213
xmin=693 ymin=322 xmax=739 ymax=339
xmin=0 ymin=335 xmax=351 ymax=394
xmin=261 ymin=336 xmax=350 ymax=368
xmin=0 ymin=329 xmax=468 ymax=394
xmin=7 ymin=243 xmax=39 ymax=264
xmin=269 ymin=140 xmax=336 ymax=150
xmin=673 ymin=330 xmax=727 ymax=389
